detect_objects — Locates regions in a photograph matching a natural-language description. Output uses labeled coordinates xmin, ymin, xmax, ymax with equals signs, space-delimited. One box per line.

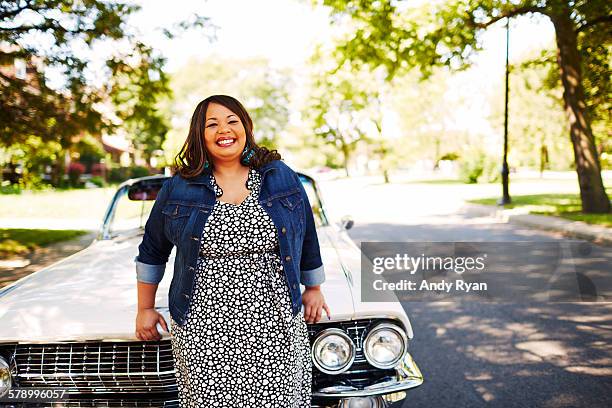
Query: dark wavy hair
xmin=173 ymin=95 xmax=281 ymax=179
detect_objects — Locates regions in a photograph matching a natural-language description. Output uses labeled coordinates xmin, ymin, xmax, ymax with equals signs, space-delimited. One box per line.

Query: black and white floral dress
xmin=169 ymin=167 xmax=312 ymax=408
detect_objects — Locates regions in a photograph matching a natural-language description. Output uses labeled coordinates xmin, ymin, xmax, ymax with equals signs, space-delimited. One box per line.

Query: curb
xmin=463 ymin=203 xmax=612 ymax=246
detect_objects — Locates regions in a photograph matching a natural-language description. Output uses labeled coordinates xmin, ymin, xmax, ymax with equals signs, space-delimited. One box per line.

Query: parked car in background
xmin=0 ymin=171 xmax=423 ymax=407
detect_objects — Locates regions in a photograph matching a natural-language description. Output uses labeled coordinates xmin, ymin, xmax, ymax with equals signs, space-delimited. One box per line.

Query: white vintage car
xmin=0 ymin=172 xmax=423 ymax=407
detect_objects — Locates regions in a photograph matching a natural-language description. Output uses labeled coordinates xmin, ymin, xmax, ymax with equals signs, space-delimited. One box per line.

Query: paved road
xmin=316 ymin=176 xmax=612 ymax=408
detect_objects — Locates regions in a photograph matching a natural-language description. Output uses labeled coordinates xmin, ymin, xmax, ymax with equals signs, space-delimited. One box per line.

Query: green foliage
xmin=440 ymin=153 xmax=460 ymax=161
xmin=388 ymin=68 xmax=473 ymax=166
xmin=89 ymin=176 xmax=106 ymax=188
xmin=130 ymin=166 xmax=150 ymax=179
xmin=458 ymin=149 xmax=501 ymax=184
xmin=0 ymin=0 xmax=138 ymax=147
xmin=319 ymin=0 xmax=610 ymax=81
xmin=317 ymin=0 xmax=610 ymax=211
xmin=0 ymin=182 xmax=22 ymax=195
xmin=108 ymin=166 xmax=150 ymax=183
xmin=490 ymin=49 xmax=573 ymax=170
xmin=107 ymin=42 xmax=172 ymax=162
xmin=303 ymin=46 xmax=393 ymax=174
xmin=108 ymin=167 xmax=131 ymax=184
xmin=1 ymin=1 xmax=209 ymax=185
xmin=74 ymin=135 xmax=106 ymax=172
xmin=518 ymin=34 xmax=610 ymax=159
xmin=1 ymin=136 xmax=64 ymax=189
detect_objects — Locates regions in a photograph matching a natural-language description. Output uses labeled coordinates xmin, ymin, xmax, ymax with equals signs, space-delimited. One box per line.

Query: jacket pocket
xmin=279 ymin=192 xmax=304 ymax=237
xmin=280 ymin=192 xmax=303 ymax=212
xmin=162 ymin=203 xmax=192 ymax=244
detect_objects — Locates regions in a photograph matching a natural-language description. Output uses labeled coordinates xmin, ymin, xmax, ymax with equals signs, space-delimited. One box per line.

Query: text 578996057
xmin=0 ymin=388 xmax=69 ymax=402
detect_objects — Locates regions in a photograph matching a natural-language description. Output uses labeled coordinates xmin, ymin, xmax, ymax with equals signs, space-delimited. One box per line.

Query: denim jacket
xmin=134 ymin=159 xmax=325 ymax=327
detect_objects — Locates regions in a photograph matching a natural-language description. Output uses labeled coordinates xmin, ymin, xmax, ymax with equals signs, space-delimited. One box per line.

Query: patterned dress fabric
xmin=169 ymin=167 xmax=312 ymax=407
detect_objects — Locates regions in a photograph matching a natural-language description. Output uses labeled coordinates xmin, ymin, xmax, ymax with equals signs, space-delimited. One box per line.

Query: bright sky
xmin=129 ymin=0 xmax=335 ymax=72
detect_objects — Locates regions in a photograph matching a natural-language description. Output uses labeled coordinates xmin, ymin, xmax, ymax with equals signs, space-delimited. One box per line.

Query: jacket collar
xmin=185 ymin=161 xmax=278 ymax=188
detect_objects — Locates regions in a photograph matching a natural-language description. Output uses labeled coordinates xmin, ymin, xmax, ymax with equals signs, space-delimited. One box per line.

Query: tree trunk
xmin=540 ymin=144 xmax=548 ymax=178
xmin=551 ymin=7 xmax=610 ymax=213
xmin=341 ymin=141 xmax=350 ymax=177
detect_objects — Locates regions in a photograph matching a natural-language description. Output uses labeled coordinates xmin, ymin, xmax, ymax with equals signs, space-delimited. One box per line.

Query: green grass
xmin=0 ymin=187 xmax=117 ymax=219
xmin=469 ymin=193 xmax=612 ymax=227
xmin=0 ymin=228 xmax=89 ymax=258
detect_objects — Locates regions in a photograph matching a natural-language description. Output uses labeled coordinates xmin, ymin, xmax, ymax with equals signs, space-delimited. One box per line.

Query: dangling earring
xmin=240 ymin=142 xmax=255 ymax=166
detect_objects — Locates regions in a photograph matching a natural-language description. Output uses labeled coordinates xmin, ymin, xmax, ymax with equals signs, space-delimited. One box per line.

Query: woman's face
xmin=203 ymin=102 xmax=247 ymax=164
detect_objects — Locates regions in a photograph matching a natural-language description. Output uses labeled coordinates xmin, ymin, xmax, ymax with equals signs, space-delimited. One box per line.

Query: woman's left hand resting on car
xmin=302 ymin=285 xmax=331 ymax=323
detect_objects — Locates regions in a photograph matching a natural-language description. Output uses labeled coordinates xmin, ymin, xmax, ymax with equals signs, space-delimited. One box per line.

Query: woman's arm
xmin=134 ymin=177 xmax=174 ymax=340
xmin=295 ymin=174 xmax=326 ymax=287
xmin=137 ymin=281 xmax=159 ymax=311
xmin=293 ymin=171 xmax=330 ymax=322
xmin=134 ymin=177 xmax=174 ymax=285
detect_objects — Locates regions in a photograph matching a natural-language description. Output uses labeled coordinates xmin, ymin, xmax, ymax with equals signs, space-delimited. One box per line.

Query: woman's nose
xmin=217 ymin=123 xmax=231 ymax=134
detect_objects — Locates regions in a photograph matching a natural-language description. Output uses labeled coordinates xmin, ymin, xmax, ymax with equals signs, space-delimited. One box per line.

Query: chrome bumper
xmin=313 ymin=351 xmax=423 ymax=399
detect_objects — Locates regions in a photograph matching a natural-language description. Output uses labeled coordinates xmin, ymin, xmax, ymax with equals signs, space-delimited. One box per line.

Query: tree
xmin=0 ymin=0 xmax=131 ymax=147
xmin=0 ymin=0 xmax=210 ymax=182
xmin=303 ymin=46 xmax=398 ymax=177
xmin=388 ymin=67 xmax=472 ymax=169
xmin=107 ymin=42 xmax=171 ymax=164
xmin=489 ymin=49 xmax=573 ymax=172
xmin=318 ymin=0 xmax=611 ymax=213
xmin=305 ymin=67 xmax=370 ymax=177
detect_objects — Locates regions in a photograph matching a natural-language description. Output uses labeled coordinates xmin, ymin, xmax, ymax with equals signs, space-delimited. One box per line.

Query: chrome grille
xmin=6 ymin=398 xmax=180 ymax=407
xmin=4 ymin=341 xmax=177 ymax=394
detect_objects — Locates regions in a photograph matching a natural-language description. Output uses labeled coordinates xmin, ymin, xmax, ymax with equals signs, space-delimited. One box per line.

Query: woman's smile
xmin=216 ymin=136 xmax=237 ymax=147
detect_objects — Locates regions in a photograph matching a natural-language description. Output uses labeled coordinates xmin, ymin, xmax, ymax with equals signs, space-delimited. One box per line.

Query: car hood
xmin=0 ymin=228 xmax=355 ymax=343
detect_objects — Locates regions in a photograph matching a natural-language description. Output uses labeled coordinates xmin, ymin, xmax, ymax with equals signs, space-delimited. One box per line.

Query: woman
xmin=134 ymin=94 xmax=330 ymax=407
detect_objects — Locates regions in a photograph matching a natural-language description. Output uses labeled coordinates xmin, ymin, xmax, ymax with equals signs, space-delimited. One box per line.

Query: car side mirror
xmin=341 ymin=215 xmax=354 ymax=230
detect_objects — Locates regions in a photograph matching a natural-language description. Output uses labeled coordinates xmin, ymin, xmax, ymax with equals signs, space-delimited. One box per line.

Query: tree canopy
xmin=0 ymin=0 xmax=209 ymax=153
xmin=317 ymin=0 xmax=610 ymax=212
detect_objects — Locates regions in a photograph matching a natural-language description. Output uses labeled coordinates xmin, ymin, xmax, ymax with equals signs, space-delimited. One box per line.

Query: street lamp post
xmin=498 ymin=17 xmax=512 ymax=205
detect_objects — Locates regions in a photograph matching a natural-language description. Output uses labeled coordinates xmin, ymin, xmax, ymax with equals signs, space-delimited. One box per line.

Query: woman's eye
xmin=229 ymin=120 xmax=238 ymax=124
xmin=206 ymin=123 xmax=217 ymax=128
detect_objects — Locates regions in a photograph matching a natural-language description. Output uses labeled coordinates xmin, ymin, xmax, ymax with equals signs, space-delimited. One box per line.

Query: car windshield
xmin=103 ymin=174 xmax=328 ymax=239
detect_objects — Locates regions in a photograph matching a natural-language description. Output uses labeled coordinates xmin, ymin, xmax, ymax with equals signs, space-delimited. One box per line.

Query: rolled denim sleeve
xmin=134 ymin=177 xmax=174 ymax=284
xmin=295 ymin=173 xmax=326 ymax=287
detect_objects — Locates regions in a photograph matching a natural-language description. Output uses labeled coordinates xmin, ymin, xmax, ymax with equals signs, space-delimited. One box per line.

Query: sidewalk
xmin=464 ymin=203 xmax=612 ymax=246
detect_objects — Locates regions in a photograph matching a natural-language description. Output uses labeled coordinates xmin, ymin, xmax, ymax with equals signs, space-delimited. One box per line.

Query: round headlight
xmin=364 ymin=322 xmax=408 ymax=369
xmin=311 ymin=328 xmax=355 ymax=374
xmin=0 ymin=356 xmax=12 ymax=398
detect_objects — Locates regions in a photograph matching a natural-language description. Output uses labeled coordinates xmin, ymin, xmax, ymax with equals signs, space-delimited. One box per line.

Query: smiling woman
xmin=134 ymin=94 xmax=329 ymax=407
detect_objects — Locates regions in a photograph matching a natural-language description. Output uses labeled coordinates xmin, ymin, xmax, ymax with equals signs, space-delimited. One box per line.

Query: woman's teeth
xmin=217 ymin=139 xmax=235 ymax=147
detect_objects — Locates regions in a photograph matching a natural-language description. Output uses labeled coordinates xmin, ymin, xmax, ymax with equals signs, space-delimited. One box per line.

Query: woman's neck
xmin=212 ymin=160 xmax=247 ymax=179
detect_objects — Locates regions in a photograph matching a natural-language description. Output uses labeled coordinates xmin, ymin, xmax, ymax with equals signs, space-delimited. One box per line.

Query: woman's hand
xmin=135 ymin=308 xmax=168 ymax=341
xmin=302 ymin=286 xmax=331 ymax=323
